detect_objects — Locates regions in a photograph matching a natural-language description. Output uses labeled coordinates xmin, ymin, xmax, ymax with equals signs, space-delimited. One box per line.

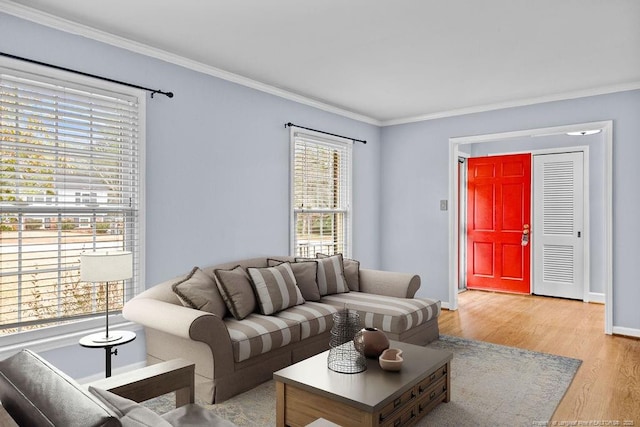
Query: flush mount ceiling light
xmin=567 ymin=129 xmax=602 ymax=136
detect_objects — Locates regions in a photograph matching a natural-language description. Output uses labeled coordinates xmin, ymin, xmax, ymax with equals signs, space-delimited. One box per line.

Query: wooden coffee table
xmin=274 ymin=341 xmax=452 ymax=427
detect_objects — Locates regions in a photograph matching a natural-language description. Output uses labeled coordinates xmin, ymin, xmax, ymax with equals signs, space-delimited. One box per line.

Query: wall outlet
xmin=440 ymin=200 xmax=448 ymax=211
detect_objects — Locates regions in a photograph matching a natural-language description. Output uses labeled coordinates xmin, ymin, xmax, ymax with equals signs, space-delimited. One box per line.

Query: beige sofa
xmin=123 ymin=256 xmax=441 ymax=404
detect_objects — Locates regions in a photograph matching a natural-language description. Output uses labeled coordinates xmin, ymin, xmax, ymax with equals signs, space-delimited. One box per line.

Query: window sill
xmin=0 ymin=316 xmax=142 ymax=360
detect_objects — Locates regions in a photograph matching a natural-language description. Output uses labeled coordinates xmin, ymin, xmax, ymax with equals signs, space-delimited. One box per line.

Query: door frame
xmin=448 ymin=120 xmax=613 ymax=334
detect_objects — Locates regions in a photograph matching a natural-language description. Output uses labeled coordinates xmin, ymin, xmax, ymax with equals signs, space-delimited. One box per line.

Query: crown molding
xmin=0 ymin=1 xmax=381 ymax=126
xmin=4 ymin=1 xmax=639 ymax=129
xmin=382 ymin=81 xmax=640 ymax=126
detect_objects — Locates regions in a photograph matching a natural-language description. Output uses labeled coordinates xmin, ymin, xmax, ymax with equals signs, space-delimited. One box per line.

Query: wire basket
xmin=327 ymin=308 xmax=366 ymax=374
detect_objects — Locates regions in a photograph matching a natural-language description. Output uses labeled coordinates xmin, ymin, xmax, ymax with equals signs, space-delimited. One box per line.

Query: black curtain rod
xmin=0 ymin=51 xmax=174 ymax=99
xmin=285 ymin=122 xmax=366 ymax=144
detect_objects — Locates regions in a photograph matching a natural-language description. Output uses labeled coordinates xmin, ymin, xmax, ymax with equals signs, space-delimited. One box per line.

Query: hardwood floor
xmin=438 ymin=290 xmax=640 ymax=424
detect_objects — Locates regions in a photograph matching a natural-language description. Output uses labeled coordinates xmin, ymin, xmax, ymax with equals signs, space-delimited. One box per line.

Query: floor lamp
xmin=80 ymin=250 xmax=132 ymax=343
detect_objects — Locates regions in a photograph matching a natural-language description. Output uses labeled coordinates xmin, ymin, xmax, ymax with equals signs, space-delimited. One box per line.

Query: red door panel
xmin=466 ymin=153 xmax=531 ymax=293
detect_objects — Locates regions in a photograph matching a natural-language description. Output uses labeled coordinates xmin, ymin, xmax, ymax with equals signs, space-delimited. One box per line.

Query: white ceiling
xmin=3 ymin=0 xmax=640 ymax=124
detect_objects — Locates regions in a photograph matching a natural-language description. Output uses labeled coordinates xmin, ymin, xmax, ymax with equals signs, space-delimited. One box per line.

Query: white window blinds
xmin=0 ymin=67 xmax=142 ymax=335
xmin=291 ymin=130 xmax=352 ymax=258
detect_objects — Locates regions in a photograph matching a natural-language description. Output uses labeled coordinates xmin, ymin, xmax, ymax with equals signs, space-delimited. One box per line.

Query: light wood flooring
xmin=438 ymin=290 xmax=640 ymax=424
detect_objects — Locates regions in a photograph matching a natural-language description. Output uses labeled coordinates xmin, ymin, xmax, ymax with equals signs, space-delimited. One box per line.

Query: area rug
xmin=145 ymin=335 xmax=581 ymax=426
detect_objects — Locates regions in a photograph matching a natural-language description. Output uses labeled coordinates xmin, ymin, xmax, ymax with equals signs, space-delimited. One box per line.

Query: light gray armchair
xmin=0 ymin=349 xmax=234 ymax=426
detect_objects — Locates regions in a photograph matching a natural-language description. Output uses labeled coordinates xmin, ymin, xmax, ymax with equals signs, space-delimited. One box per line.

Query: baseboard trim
xmin=612 ymin=326 xmax=640 ymax=339
xmin=440 ymin=301 xmax=452 ymax=310
xmin=77 ymin=361 xmax=147 ymax=385
xmin=588 ymin=292 xmax=605 ymax=304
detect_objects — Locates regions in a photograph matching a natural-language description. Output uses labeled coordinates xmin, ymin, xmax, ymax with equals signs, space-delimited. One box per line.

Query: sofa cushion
xmin=247 ymin=263 xmax=305 ymax=315
xmin=320 ymin=292 xmax=441 ymax=335
xmin=297 ymin=254 xmax=349 ymax=296
xmin=317 ymin=253 xmax=360 ymax=291
xmin=89 ymin=386 xmax=172 ymax=426
xmin=0 ymin=349 xmax=119 ymax=427
xmin=268 ymin=258 xmax=321 ymax=301
xmin=214 ymin=266 xmax=256 ymax=320
xmin=225 ymin=314 xmax=301 ymax=362
xmin=172 ymin=266 xmax=227 ymax=317
xmin=275 ymin=301 xmax=339 ymax=340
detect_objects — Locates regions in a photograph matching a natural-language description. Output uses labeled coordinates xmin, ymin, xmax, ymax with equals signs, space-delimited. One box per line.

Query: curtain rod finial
xmin=285 ymin=121 xmax=366 ymax=144
xmin=151 ymin=90 xmax=173 ymax=99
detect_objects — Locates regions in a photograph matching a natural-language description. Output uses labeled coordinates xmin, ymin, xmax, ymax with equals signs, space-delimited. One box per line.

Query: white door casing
xmin=532 ymin=152 xmax=586 ymax=300
xmin=449 ymin=121 xmax=612 ymax=333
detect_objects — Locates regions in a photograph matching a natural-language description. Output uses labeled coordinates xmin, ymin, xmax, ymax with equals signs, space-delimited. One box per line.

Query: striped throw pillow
xmin=317 ymin=253 xmax=360 ymax=291
xmin=268 ymin=258 xmax=321 ymax=301
xmin=297 ymin=254 xmax=349 ymax=296
xmin=247 ymin=263 xmax=305 ymax=315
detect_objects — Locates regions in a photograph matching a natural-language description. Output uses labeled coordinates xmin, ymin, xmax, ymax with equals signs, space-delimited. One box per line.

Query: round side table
xmin=79 ymin=330 xmax=136 ymax=377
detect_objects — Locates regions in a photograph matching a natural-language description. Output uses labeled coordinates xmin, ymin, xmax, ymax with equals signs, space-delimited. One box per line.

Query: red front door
xmin=466 ymin=153 xmax=531 ymax=293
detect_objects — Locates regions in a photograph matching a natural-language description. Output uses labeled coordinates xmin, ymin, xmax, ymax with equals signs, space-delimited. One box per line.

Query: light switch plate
xmin=440 ymin=200 xmax=448 ymax=211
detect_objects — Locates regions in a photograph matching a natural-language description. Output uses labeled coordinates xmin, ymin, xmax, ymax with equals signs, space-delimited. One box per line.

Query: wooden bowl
xmin=379 ymin=348 xmax=403 ymax=371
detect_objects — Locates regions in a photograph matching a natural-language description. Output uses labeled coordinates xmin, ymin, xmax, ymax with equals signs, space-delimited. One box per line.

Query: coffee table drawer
xmin=416 ymin=363 xmax=447 ymax=395
xmin=417 ymin=376 xmax=448 ymax=415
xmin=380 ymin=403 xmax=418 ymax=427
xmin=378 ymin=363 xmax=448 ymax=427
xmin=378 ymin=387 xmax=416 ymax=424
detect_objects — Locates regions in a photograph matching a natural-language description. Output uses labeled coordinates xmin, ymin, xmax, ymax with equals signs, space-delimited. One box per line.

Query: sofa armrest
xmin=86 ymin=359 xmax=194 ymax=407
xmin=123 ymin=298 xmax=236 ymax=377
xmin=123 ymin=298 xmax=206 ymax=339
xmin=358 ymin=269 xmax=421 ymax=298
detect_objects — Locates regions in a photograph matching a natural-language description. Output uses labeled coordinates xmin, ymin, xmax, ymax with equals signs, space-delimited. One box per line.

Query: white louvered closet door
xmin=532 ymin=152 xmax=585 ymax=300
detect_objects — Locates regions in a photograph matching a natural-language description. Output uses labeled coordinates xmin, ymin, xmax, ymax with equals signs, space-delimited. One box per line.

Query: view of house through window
xmin=291 ymin=130 xmax=352 ymax=258
xmin=0 ymin=64 xmax=142 ymax=337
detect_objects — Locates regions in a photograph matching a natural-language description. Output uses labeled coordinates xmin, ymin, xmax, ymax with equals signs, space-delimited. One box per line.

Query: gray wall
xmin=2 ymin=10 xmax=639 ymax=379
xmin=0 ymin=12 xmax=382 ymax=378
xmin=381 ymin=90 xmax=640 ymax=331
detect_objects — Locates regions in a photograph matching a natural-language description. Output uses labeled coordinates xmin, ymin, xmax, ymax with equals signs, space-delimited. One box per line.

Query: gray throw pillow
xmin=296 ymin=254 xmax=349 ymax=296
xmin=247 ymin=263 xmax=305 ymax=315
xmin=268 ymin=258 xmax=321 ymax=301
xmin=88 ymin=386 xmax=172 ymax=426
xmin=171 ymin=266 xmax=227 ymax=317
xmin=317 ymin=253 xmax=360 ymax=291
xmin=213 ymin=265 xmax=256 ymax=320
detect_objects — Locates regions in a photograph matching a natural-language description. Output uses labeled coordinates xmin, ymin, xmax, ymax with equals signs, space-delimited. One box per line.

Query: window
xmin=290 ymin=128 xmax=352 ymax=258
xmin=0 ymin=60 xmax=144 ymax=339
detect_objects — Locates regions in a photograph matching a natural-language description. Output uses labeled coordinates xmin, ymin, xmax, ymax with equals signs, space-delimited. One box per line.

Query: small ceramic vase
xmin=379 ymin=348 xmax=404 ymax=371
xmin=354 ymin=327 xmax=390 ymax=358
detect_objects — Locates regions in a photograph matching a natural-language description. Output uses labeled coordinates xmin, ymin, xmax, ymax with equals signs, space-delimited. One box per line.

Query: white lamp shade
xmin=80 ymin=250 xmax=133 ymax=282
